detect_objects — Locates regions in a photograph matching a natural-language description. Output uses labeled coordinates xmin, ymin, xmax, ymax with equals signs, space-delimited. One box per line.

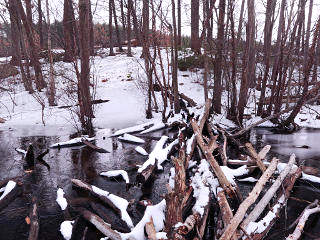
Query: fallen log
xmin=286 ymin=200 xmax=320 ymax=240
xmin=58 ymin=99 xmax=110 ymax=109
xmin=219 ymin=158 xmax=278 ymax=240
xmin=245 ymin=143 xmax=266 ymax=172
xmin=82 ymin=139 xmax=109 ymax=153
xmin=0 ymin=181 xmax=22 ymax=212
xmin=244 ymin=167 xmax=302 ymax=239
xmin=241 ymin=154 xmax=296 ymax=229
xmin=80 ymin=208 xmax=123 ymax=240
xmin=71 ymin=179 xmax=133 ymax=228
xmin=28 ymin=197 xmax=39 ymax=240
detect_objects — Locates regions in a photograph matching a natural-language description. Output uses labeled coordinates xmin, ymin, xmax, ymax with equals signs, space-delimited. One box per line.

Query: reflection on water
xmin=251 ymin=128 xmax=320 ymax=170
xmin=0 ymin=128 xmax=172 ymax=239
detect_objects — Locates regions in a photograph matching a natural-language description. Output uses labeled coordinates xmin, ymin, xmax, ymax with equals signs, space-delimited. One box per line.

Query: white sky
xmin=1 ymin=0 xmax=320 ymax=40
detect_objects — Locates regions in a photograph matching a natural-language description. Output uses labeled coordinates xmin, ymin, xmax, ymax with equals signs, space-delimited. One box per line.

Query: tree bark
xmin=78 ymin=0 xmax=94 ymax=134
xmin=191 ymin=0 xmax=200 ymax=53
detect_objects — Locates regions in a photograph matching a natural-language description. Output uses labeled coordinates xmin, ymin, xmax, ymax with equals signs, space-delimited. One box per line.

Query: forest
xmin=0 ymin=0 xmax=320 ymax=239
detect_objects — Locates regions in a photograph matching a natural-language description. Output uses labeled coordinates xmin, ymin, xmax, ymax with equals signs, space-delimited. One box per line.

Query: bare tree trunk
xmin=78 ymin=0 xmax=94 ymax=135
xmin=266 ymin=0 xmax=286 ymax=116
xmin=172 ymin=0 xmax=180 ymax=114
xmin=17 ymin=0 xmax=46 ymax=91
xmin=46 ymin=0 xmax=56 ymax=106
xmin=8 ymin=0 xmax=34 ymax=93
xmin=63 ymin=0 xmax=77 ymax=62
xmin=128 ymin=0 xmax=141 ymax=45
xmin=227 ymin=0 xmax=237 ymax=119
xmin=257 ymin=0 xmax=275 ymax=116
xmin=191 ymin=0 xmax=200 ymax=53
xmin=237 ymin=0 xmax=255 ymax=124
xmin=213 ymin=0 xmax=226 ymax=114
xmin=119 ymin=0 xmax=126 ymax=30
xmin=111 ymin=0 xmax=124 ymax=52
xmin=89 ymin=0 xmax=95 ymax=55
xmin=177 ymin=0 xmax=181 ymax=46
xmin=38 ymin=0 xmax=44 ymax=50
xmin=109 ymin=0 xmax=115 ymax=56
xmin=236 ymin=0 xmax=245 ymax=42
xmin=126 ymin=0 xmax=132 ymax=56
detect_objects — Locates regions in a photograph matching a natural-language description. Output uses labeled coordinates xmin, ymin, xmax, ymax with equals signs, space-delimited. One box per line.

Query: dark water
xmin=0 ymin=127 xmax=320 ymax=239
xmin=0 ymin=127 xmax=173 ymax=240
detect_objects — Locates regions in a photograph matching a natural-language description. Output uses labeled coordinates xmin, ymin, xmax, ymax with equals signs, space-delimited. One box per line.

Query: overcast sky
xmin=1 ymin=0 xmax=320 ymax=40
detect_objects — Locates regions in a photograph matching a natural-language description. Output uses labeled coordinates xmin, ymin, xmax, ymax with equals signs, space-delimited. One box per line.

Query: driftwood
xmin=71 ymin=179 xmax=133 ymax=229
xmin=81 ymin=139 xmax=109 ymax=153
xmin=58 ymin=99 xmax=110 ymax=109
xmin=28 ymin=197 xmax=39 ymax=240
xmin=242 ymin=154 xmax=296 ymax=228
xmin=80 ymin=208 xmax=123 ymax=240
xmin=220 ymin=158 xmax=278 ymax=240
xmin=246 ymin=167 xmax=302 ymax=240
xmin=245 ymin=143 xmax=266 ymax=172
xmin=286 ymin=200 xmax=320 ymax=240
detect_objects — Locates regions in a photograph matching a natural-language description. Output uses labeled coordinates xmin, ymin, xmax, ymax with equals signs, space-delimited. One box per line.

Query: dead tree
xmin=237 ymin=0 xmax=255 ymax=124
xmin=38 ymin=0 xmax=44 ymax=49
xmin=78 ymin=0 xmax=94 ymax=135
xmin=46 ymin=0 xmax=56 ymax=106
xmin=191 ymin=0 xmax=200 ymax=53
xmin=8 ymin=0 xmax=33 ymax=93
xmin=213 ymin=0 xmax=226 ymax=114
xmin=109 ymin=0 xmax=115 ymax=56
xmin=63 ymin=0 xmax=77 ymax=62
xmin=126 ymin=0 xmax=132 ymax=57
xmin=17 ymin=0 xmax=46 ymax=91
xmin=111 ymin=0 xmax=124 ymax=52
xmin=172 ymin=0 xmax=180 ymax=114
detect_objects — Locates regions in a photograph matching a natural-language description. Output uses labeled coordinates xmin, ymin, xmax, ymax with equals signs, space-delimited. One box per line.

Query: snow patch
xmin=56 ymin=188 xmax=68 ymax=211
xmin=100 ymin=170 xmax=130 ymax=184
xmin=0 ymin=181 xmax=16 ymax=201
xmin=135 ymin=146 xmax=148 ymax=156
xmin=60 ymin=220 xmax=74 ymax=240
xmin=118 ymin=133 xmax=145 ymax=143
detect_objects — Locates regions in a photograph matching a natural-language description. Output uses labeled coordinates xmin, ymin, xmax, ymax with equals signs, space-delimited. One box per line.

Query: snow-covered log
xmin=137 ymin=136 xmax=178 ymax=183
xmin=50 ymin=136 xmax=95 ymax=148
xmin=71 ymin=179 xmax=133 ymax=228
xmin=244 ymin=167 xmax=302 ymax=240
xmin=100 ymin=170 xmax=130 ymax=184
xmin=139 ymin=122 xmax=166 ymax=134
xmin=242 ymin=154 xmax=296 ymax=228
xmin=219 ymin=158 xmax=278 ymax=240
xmin=118 ymin=133 xmax=145 ymax=144
xmin=0 ymin=180 xmax=22 ymax=212
xmin=245 ymin=143 xmax=267 ymax=172
xmin=122 ymin=200 xmax=166 ymax=240
xmin=135 ymin=146 xmax=148 ymax=156
xmin=286 ymin=200 xmax=320 ymax=240
xmin=112 ymin=121 xmax=155 ymax=136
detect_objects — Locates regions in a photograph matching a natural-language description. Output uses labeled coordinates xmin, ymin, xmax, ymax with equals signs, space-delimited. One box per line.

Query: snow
xmin=118 ymin=133 xmax=145 ymax=144
xmin=156 ymin=232 xmax=167 ymax=239
xmin=138 ymin=136 xmax=178 ymax=172
xmin=186 ymin=135 xmax=195 ymax=154
xmin=135 ymin=146 xmax=148 ymax=156
xmin=92 ymin=185 xmax=133 ymax=228
xmin=100 ymin=170 xmax=130 ymax=184
xmin=15 ymin=148 xmax=27 ymax=156
xmin=246 ymin=195 xmax=285 ymax=235
xmin=190 ymin=160 xmax=217 ymax=216
xmin=0 ymin=181 xmax=16 ymax=201
xmin=56 ymin=188 xmax=68 ymax=211
xmin=220 ymin=166 xmax=250 ymax=185
xmin=301 ymin=172 xmax=320 ymax=184
xmin=168 ymin=168 xmax=175 ymax=189
xmin=139 ymin=122 xmax=166 ymax=134
xmin=60 ymin=220 xmax=74 ymax=240
xmin=122 ymin=200 xmax=166 ymax=240
xmin=50 ymin=136 xmax=95 ymax=148
xmin=238 ymin=177 xmax=258 ymax=183
xmin=112 ymin=121 xmax=155 ymax=136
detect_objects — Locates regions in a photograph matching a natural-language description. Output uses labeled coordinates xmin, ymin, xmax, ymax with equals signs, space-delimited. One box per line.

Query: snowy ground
xmin=1 ymin=47 xmax=320 ymax=136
